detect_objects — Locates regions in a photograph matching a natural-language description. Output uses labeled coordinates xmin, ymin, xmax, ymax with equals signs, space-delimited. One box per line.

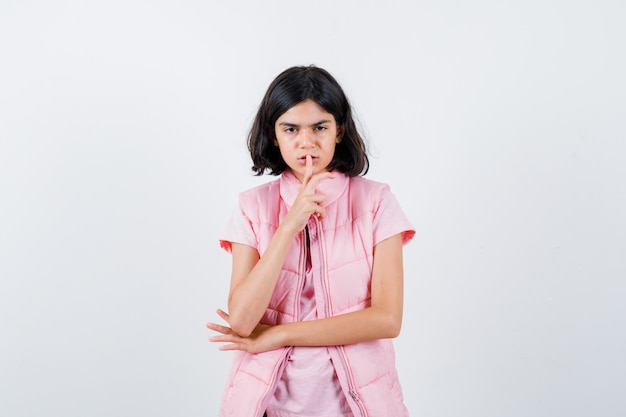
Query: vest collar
xmin=279 ymin=169 xmax=349 ymax=208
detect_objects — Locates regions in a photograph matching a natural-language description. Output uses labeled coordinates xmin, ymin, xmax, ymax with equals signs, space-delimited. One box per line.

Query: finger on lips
xmin=304 ymin=155 xmax=313 ymax=182
xmin=298 ymin=155 xmax=336 ymax=221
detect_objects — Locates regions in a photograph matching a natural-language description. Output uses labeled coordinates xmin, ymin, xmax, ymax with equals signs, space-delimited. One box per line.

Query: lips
xmin=298 ymin=155 xmax=318 ymax=162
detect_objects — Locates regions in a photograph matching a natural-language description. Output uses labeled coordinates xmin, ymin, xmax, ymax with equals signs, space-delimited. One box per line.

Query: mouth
xmin=298 ymin=155 xmax=319 ymax=163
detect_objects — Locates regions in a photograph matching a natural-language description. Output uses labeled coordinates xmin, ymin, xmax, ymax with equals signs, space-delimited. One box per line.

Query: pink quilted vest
xmin=219 ymin=170 xmax=415 ymax=417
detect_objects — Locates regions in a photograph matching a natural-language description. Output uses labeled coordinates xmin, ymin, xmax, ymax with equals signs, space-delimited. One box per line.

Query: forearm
xmin=210 ymin=235 xmax=406 ymax=354
xmin=277 ymin=305 xmax=402 ymax=347
xmin=228 ymin=225 xmax=298 ymax=336
xmin=279 ymin=236 xmax=404 ymax=347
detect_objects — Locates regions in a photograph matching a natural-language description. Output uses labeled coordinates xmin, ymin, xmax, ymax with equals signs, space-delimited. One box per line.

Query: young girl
xmin=207 ymin=65 xmax=415 ymax=417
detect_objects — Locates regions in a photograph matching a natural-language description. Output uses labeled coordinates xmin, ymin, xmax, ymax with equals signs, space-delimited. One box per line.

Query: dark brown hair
xmin=248 ymin=65 xmax=369 ymax=176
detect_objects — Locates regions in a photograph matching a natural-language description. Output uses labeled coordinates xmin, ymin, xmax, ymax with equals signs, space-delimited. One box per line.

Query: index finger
xmin=302 ymin=155 xmax=313 ymax=185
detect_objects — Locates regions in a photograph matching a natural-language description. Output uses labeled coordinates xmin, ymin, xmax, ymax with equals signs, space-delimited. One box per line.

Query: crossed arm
xmin=207 ymin=233 xmax=405 ymax=354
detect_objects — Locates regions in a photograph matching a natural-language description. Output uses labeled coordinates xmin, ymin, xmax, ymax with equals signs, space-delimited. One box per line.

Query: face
xmin=274 ymin=99 xmax=342 ymax=182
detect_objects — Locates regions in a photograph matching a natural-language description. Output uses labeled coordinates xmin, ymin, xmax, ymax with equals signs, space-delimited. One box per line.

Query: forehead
xmin=276 ymin=99 xmax=335 ymax=124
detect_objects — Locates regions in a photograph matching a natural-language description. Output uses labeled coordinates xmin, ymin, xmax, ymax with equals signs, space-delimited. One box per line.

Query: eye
xmin=315 ymin=125 xmax=327 ymax=131
xmin=284 ymin=127 xmax=297 ymax=133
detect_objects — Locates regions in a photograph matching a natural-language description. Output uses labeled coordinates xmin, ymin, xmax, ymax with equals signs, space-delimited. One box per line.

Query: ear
xmin=336 ymin=125 xmax=344 ymax=143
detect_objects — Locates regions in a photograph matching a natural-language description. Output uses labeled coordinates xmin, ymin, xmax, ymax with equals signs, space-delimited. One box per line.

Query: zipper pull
xmin=349 ymin=389 xmax=360 ymax=402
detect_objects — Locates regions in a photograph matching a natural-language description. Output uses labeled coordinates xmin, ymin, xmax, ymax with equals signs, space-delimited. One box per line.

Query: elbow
xmin=370 ymin=306 xmax=403 ymax=338
xmin=384 ymin=313 xmax=402 ymax=339
xmin=387 ymin=322 xmax=402 ymax=339
xmin=227 ymin=310 xmax=257 ymax=338
xmin=232 ymin=326 xmax=253 ymax=338
xmin=227 ymin=300 xmax=256 ymax=338
xmin=229 ymin=318 xmax=255 ymax=338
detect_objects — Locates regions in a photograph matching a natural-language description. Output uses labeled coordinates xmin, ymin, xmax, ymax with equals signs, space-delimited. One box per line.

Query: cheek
xmin=275 ymin=143 xmax=292 ymax=160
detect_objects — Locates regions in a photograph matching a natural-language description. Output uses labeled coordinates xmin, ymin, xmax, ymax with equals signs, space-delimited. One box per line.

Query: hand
xmin=281 ymin=155 xmax=335 ymax=234
xmin=207 ymin=308 xmax=284 ymax=354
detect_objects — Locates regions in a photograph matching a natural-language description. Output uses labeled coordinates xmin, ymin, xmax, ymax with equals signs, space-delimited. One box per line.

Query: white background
xmin=1 ymin=1 xmax=625 ymax=416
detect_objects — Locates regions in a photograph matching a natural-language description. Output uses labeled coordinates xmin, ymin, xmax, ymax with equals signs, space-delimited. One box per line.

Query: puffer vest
xmin=219 ymin=170 xmax=414 ymax=417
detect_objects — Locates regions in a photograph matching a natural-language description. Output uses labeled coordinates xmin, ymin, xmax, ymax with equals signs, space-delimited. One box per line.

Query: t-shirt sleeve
xmin=372 ymin=185 xmax=415 ymax=247
xmin=219 ymin=202 xmax=258 ymax=254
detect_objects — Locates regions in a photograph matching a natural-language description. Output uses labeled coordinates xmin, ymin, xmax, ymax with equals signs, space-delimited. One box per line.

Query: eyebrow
xmin=278 ymin=119 xmax=332 ymax=128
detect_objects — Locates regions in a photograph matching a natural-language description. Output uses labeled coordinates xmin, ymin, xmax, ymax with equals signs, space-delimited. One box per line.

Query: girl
xmin=207 ymin=65 xmax=415 ymax=417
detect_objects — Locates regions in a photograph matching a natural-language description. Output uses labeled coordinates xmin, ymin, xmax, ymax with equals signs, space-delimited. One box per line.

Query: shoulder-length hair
xmin=248 ymin=65 xmax=369 ymax=176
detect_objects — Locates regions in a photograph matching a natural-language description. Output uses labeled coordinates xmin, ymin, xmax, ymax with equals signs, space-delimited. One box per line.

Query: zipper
xmin=349 ymin=389 xmax=360 ymax=402
xmin=253 ymin=231 xmax=306 ymax=417
xmin=312 ymin=217 xmax=368 ymax=417
xmin=297 ymin=227 xmax=307 ymax=321
xmin=313 ymin=217 xmax=333 ymax=316
xmin=337 ymin=345 xmax=368 ymax=416
xmin=253 ymin=347 xmax=291 ymax=417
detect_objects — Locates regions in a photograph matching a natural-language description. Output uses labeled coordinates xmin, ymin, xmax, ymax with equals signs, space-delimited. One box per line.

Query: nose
xmin=299 ymin=130 xmax=314 ymax=148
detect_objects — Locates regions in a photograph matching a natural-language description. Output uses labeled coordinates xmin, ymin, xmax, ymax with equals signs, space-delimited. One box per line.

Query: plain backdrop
xmin=1 ymin=1 xmax=625 ymax=416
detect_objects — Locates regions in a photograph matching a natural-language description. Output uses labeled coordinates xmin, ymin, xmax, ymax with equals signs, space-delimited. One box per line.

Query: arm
xmin=226 ymin=232 xmax=295 ymax=337
xmin=226 ymin=157 xmax=335 ymax=337
xmin=208 ymin=233 xmax=405 ymax=352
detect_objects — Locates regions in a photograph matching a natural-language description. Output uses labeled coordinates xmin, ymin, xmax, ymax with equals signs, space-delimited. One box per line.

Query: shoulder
xmin=347 ymin=175 xmax=391 ymax=202
xmin=350 ymin=176 xmax=415 ymax=245
xmin=235 ymin=177 xmax=283 ymax=225
xmin=348 ymin=175 xmax=389 ymax=189
xmin=238 ymin=177 xmax=281 ymax=205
